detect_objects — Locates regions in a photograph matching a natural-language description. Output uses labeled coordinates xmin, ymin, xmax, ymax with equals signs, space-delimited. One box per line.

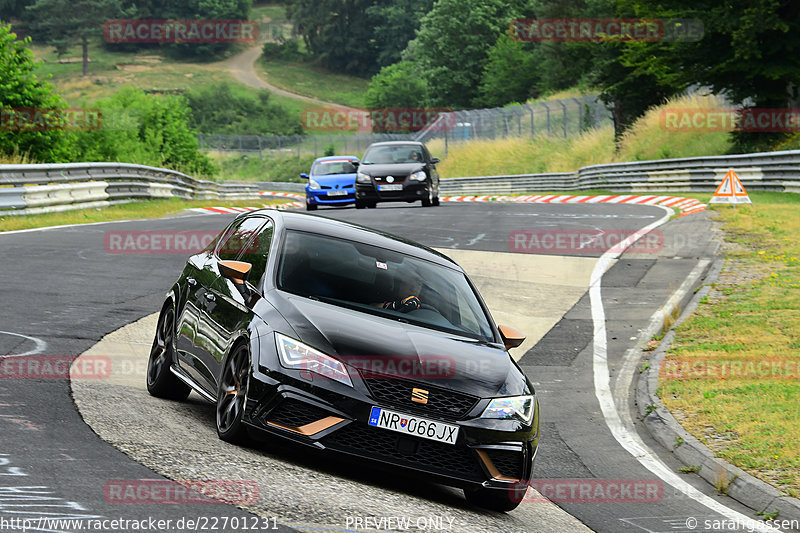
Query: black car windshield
xmin=276 ymin=230 xmax=495 ymax=342
xmin=362 ymin=145 xmax=423 ymax=165
xmin=312 ymin=160 xmax=357 ymax=175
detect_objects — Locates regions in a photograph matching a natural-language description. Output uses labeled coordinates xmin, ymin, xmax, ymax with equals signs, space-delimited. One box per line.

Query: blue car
xmin=302 ymin=155 xmax=360 ymax=211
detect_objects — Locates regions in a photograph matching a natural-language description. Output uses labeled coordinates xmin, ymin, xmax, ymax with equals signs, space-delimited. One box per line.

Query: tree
xmin=616 ymin=0 xmax=800 ymax=150
xmin=365 ymin=0 xmax=434 ymax=68
xmin=475 ymin=34 xmax=540 ymax=108
xmin=26 ymin=0 xmax=124 ymax=76
xmin=0 ymin=23 xmax=74 ymax=161
xmin=365 ymin=61 xmax=427 ymax=109
xmin=407 ymin=0 xmax=527 ymax=108
xmin=286 ymin=0 xmax=378 ymax=75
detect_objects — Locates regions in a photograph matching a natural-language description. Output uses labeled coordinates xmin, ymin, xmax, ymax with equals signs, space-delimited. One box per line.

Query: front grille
xmin=265 ymin=398 xmax=330 ymax=428
xmin=373 ymin=175 xmax=407 ymax=184
xmin=485 ymin=449 xmax=524 ymax=479
xmin=323 ymin=423 xmax=483 ymax=480
xmin=360 ymin=373 xmax=478 ymax=419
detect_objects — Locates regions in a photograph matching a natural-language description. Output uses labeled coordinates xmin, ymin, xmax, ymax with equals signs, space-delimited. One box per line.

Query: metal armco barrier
xmin=0 ymin=162 xmax=262 ymax=215
xmin=2 ymin=149 xmax=798 ymax=214
xmin=438 ymin=149 xmax=800 ymax=195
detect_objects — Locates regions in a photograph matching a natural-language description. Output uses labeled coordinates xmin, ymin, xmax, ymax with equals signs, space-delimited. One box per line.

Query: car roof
xmin=364 ymin=141 xmax=424 ymax=148
xmin=313 ymin=155 xmax=360 ymax=162
xmin=247 ymin=210 xmax=460 ymax=270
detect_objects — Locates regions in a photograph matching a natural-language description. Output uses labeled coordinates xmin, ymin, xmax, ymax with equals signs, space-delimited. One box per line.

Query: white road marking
xmin=589 ymin=207 xmax=780 ymax=532
xmin=0 ymin=331 xmax=47 ymax=357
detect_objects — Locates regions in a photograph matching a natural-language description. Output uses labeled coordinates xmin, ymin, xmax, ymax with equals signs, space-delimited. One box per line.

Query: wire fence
xmin=197 ymin=95 xmax=613 ymax=158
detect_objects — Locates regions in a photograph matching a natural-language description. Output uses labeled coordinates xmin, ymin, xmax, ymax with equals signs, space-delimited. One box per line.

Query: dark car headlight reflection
xmin=275 ymin=333 xmax=353 ymax=387
xmin=480 ymin=395 xmax=535 ymax=424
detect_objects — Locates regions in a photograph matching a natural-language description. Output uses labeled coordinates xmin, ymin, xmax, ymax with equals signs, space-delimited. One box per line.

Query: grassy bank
xmin=0 ymin=198 xmax=284 ymax=232
xmin=433 ymin=93 xmax=732 ymax=178
xmin=659 ymin=193 xmax=800 ymax=497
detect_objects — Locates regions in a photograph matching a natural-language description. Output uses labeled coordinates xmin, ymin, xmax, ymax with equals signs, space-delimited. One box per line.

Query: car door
xmin=203 ymin=217 xmax=275 ymax=392
xmin=423 ymin=145 xmax=440 ymax=190
xmin=188 ymin=216 xmax=267 ymax=393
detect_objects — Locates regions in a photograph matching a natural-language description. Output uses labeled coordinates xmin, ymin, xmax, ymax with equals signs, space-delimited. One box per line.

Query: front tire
xmin=355 ymin=199 xmax=366 ymax=209
xmin=216 ymin=343 xmax=251 ymax=444
xmin=306 ymin=202 xmax=317 ymax=211
xmin=146 ymin=306 xmax=191 ymax=400
xmin=464 ymin=483 xmax=527 ymax=512
xmin=421 ymin=184 xmax=434 ymax=207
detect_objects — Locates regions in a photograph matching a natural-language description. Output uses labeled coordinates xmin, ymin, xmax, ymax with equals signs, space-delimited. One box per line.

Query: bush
xmin=0 ymin=23 xmax=75 ymax=162
xmin=74 ymin=86 xmax=216 ymax=176
xmin=262 ymin=39 xmax=305 ymax=61
xmin=186 ymin=82 xmax=303 ymax=136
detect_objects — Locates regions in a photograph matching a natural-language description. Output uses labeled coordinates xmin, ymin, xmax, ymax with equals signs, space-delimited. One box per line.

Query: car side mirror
xmin=219 ymin=260 xmax=254 ymax=305
xmin=498 ymin=325 xmax=525 ymax=350
xmin=351 ymin=161 xmax=359 ymax=167
xmin=300 ymin=173 xmax=309 ymax=179
xmin=430 ymin=158 xmax=440 ymax=164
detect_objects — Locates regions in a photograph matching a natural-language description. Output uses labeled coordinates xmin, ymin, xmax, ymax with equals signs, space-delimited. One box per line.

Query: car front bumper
xmin=355 ymin=181 xmax=430 ymax=203
xmin=243 ymin=363 xmax=539 ymax=490
xmin=306 ymin=188 xmax=356 ymax=205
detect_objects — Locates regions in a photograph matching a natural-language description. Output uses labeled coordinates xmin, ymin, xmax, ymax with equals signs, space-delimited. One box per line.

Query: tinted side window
xmin=238 ymin=219 xmax=273 ymax=286
xmin=217 ymin=217 xmax=265 ymax=261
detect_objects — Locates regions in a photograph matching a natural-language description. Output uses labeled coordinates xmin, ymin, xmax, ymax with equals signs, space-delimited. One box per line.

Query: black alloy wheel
xmin=146 ymin=307 xmax=191 ymax=400
xmin=216 ymin=343 xmax=251 ymax=443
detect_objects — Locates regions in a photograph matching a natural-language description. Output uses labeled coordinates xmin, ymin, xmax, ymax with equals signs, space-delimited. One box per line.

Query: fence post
xmin=542 ymin=103 xmax=552 ymax=136
xmin=557 ymin=100 xmax=567 ymax=138
xmin=572 ymin=97 xmax=583 ymax=132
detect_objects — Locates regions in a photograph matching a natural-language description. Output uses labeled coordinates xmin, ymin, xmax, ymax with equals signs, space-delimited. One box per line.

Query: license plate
xmin=368 ymin=406 xmax=459 ymax=445
xmin=378 ymin=184 xmax=403 ymax=191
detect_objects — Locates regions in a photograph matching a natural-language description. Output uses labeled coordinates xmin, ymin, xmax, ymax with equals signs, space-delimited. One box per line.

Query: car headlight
xmin=480 ymin=395 xmax=535 ymax=424
xmin=308 ymin=178 xmax=321 ymax=190
xmin=356 ymin=172 xmax=371 ymax=184
xmin=275 ymin=333 xmax=353 ymax=387
xmin=409 ymin=170 xmax=426 ymax=181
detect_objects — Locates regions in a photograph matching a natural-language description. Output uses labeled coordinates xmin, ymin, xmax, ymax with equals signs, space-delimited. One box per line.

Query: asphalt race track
xmin=0 ymin=201 xmax=774 ymax=533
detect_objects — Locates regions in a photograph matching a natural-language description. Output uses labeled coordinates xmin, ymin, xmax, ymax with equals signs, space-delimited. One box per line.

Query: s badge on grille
xmin=411 ymin=388 xmax=429 ymax=404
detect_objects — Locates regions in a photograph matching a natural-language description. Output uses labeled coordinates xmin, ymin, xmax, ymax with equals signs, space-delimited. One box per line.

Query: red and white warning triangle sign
xmin=710 ymin=169 xmax=751 ymax=204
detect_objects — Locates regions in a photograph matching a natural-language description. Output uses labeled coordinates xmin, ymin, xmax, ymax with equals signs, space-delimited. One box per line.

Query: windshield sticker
xmin=376 ymin=261 xmax=388 ymax=270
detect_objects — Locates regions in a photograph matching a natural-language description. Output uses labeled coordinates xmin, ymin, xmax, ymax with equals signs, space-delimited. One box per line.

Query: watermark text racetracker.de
xmin=0 ymin=516 xmax=280 ymax=532
xmin=302 ymin=106 xmax=455 ymax=133
xmin=0 ymin=355 xmax=111 ymax=380
xmin=524 ymin=479 xmax=663 ymax=504
xmin=104 ymin=19 xmax=258 ymax=43
xmin=509 ymin=18 xmax=704 ymax=43
xmin=660 ymin=108 xmax=800 ymax=132
xmin=105 ymin=230 xmax=217 ymax=254
xmin=509 ymin=228 xmax=664 ymax=255
xmin=1 ymin=108 xmax=102 ymax=131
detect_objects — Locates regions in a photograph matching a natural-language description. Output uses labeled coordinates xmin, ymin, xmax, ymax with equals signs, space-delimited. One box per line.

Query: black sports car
xmin=147 ymin=210 xmax=539 ymax=511
xmin=354 ymin=141 xmax=441 ymax=208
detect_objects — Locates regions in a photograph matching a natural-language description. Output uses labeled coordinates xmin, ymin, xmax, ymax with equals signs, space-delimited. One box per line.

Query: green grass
xmin=211 ymin=152 xmax=316 ymax=182
xmin=659 ymin=193 xmax=800 ymax=495
xmin=0 ymin=197 xmax=283 ymax=232
xmin=431 ymin=93 xmax=734 ymax=179
xmin=255 ymin=59 xmax=369 ymax=108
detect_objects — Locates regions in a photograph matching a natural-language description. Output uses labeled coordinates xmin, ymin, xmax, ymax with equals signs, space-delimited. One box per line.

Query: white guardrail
xmin=0 ymin=162 xmax=261 ymax=215
xmin=2 ymin=150 xmax=799 ymax=215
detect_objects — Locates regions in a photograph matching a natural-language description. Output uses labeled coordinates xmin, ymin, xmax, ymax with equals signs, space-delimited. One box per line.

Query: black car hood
xmin=274 ymin=293 xmax=529 ymax=398
xmin=359 ymin=163 xmax=424 ymax=177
